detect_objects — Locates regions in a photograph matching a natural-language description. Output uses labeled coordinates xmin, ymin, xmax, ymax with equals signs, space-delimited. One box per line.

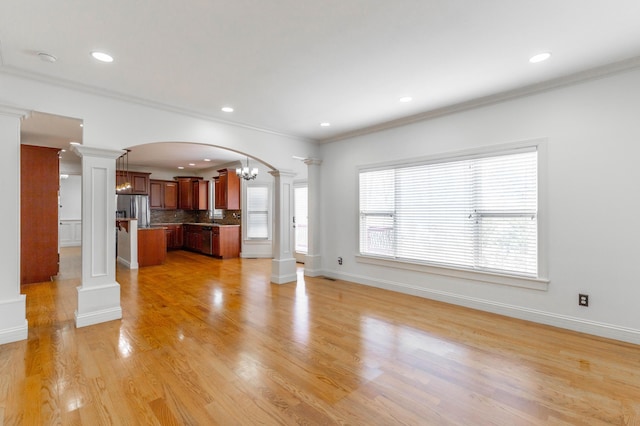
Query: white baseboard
xmin=323 ymin=270 xmax=640 ymax=346
xmin=117 ymin=256 xmax=138 ymax=269
xmin=75 ymin=307 xmax=122 ymax=328
xmin=0 ymin=295 xmax=28 ymax=344
xmin=0 ymin=322 xmax=28 ymax=345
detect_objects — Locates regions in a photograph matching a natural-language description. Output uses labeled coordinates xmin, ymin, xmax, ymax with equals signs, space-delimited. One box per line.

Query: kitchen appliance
xmin=201 ymin=226 xmax=213 ymax=255
xmin=116 ymin=194 xmax=150 ymax=228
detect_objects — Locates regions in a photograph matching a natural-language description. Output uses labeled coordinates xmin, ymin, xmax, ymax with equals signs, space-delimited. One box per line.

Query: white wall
xmin=319 ymin=67 xmax=640 ymax=344
xmin=59 ymin=175 xmax=82 ymax=220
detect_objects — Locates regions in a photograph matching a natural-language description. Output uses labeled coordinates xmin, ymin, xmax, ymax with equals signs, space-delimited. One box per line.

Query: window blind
xmin=359 ymin=148 xmax=538 ymax=277
xmin=247 ymin=185 xmax=269 ymax=239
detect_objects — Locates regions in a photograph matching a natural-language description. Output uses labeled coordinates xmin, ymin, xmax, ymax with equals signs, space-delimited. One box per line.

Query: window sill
xmin=355 ymin=255 xmax=549 ymax=291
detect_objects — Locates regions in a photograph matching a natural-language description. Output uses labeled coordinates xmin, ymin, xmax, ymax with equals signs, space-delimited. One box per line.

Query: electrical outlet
xmin=578 ymin=294 xmax=589 ymax=307
xmin=337 ymin=257 xmax=343 ymax=265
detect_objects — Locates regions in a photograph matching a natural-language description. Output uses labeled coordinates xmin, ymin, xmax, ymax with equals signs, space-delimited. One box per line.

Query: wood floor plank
xmin=3 ymin=246 xmax=640 ymax=424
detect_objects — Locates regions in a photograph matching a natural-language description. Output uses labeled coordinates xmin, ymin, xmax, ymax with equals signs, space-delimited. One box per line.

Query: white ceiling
xmin=4 ymin=1 xmax=640 ymax=145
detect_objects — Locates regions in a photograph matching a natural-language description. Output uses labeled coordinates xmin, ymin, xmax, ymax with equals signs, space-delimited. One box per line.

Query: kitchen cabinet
xmin=175 ymin=177 xmax=209 ymax=210
xmin=164 ymin=224 xmax=183 ymax=249
xmin=117 ymin=171 xmax=151 ymax=195
xmin=213 ymin=225 xmax=240 ymax=259
xmin=181 ymin=224 xmax=240 ymax=258
xmin=150 ymin=180 xmax=178 ymax=210
xmin=183 ymin=224 xmax=203 ymax=252
xmin=214 ymin=168 xmax=240 ymax=210
xmin=138 ymin=228 xmax=167 ymax=266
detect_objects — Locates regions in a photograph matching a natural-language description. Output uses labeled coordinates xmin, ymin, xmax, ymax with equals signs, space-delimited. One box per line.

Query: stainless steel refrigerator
xmin=116 ymin=194 xmax=150 ymax=228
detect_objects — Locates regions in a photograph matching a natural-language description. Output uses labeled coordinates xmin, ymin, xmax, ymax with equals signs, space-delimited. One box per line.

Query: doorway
xmin=294 ymin=183 xmax=308 ymax=263
xmin=20 ymin=111 xmax=83 ymax=284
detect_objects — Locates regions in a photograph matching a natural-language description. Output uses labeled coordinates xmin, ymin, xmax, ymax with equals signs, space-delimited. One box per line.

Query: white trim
xmin=0 ymin=295 xmax=28 ymax=344
xmin=321 ymin=270 xmax=640 ymax=345
xmin=355 ymin=255 xmax=548 ymax=291
xmin=75 ymin=307 xmax=123 ymax=328
xmin=0 ymin=322 xmax=28 ymax=345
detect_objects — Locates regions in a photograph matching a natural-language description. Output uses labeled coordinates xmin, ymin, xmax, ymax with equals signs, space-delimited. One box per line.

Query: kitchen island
xmin=137 ymin=227 xmax=167 ymax=267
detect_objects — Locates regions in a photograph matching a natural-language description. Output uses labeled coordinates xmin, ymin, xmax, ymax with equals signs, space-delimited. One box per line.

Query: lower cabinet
xmin=164 ymin=224 xmax=183 ymax=250
xmin=213 ymin=226 xmax=240 ymax=259
xmin=154 ymin=223 xmax=240 ymax=258
xmin=183 ymin=225 xmax=203 ymax=252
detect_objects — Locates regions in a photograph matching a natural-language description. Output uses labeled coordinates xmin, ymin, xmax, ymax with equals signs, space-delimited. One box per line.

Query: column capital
xmin=268 ymin=169 xmax=297 ymax=178
xmin=303 ymin=158 xmax=323 ymax=166
xmin=71 ymin=145 xmax=124 ymax=160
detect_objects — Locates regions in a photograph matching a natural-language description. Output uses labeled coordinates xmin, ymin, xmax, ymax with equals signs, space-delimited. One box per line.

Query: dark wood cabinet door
xmin=149 ymin=181 xmax=163 ymax=209
xmin=164 ymin=182 xmax=178 ymax=209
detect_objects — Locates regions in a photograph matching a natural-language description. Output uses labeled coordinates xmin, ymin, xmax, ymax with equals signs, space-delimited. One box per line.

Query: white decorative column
xmin=269 ymin=169 xmax=297 ymax=284
xmin=0 ymin=107 xmax=28 ymax=344
xmin=71 ymin=145 xmax=123 ymax=327
xmin=304 ymin=158 xmax=323 ymax=277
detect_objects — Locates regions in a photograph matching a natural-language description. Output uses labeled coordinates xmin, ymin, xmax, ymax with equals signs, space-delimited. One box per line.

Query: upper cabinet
xmin=150 ymin=180 xmax=178 ymax=210
xmin=214 ymin=168 xmax=240 ymax=210
xmin=117 ymin=171 xmax=150 ymax=195
xmin=175 ymin=177 xmax=209 ymax=211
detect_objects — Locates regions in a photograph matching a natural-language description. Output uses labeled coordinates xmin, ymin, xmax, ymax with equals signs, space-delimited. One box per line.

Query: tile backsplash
xmin=150 ymin=209 xmax=241 ymax=225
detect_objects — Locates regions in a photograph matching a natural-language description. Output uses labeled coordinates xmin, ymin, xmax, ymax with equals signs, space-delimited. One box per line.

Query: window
xmin=246 ymin=185 xmax=269 ymax=239
xmin=294 ymin=185 xmax=308 ymax=253
xmin=359 ymin=145 xmax=539 ymax=278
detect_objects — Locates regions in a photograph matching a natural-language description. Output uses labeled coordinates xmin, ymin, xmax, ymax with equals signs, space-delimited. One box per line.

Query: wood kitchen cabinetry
xmin=138 ymin=228 xmax=167 ymax=267
xmin=150 ymin=180 xmax=178 ymax=210
xmin=164 ymin=224 xmax=183 ymax=249
xmin=175 ymin=177 xmax=209 ymax=211
xmin=117 ymin=171 xmax=150 ymax=195
xmin=213 ymin=225 xmax=240 ymax=259
xmin=182 ymin=224 xmax=240 ymax=258
xmin=183 ymin=225 xmax=203 ymax=252
xmin=214 ymin=168 xmax=240 ymax=210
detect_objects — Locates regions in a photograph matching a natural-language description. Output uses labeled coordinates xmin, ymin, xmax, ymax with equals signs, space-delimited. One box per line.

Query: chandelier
xmin=116 ymin=149 xmax=132 ymax=192
xmin=236 ymin=157 xmax=258 ymax=181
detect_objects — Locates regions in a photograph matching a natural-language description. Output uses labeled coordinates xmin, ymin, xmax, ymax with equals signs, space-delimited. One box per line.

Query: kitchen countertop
xmin=151 ymin=222 xmax=240 ymax=227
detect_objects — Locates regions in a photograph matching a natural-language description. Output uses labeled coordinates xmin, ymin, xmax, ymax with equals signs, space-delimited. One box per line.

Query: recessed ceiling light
xmin=221 ymin=107 xmax=234 ymax=112
xmin=37 ymin=52 xmax=57 ymax=63
xmin=189 ymin=163 xmax=196 ymax=166
xmin=61 ymin=149 xmax=67 ymax=153
xmin=91 ymin=51 xmax=114 ymax=63
xmin=204 ymin=158 xmax=211 ymax=162
xmin=178 ymin=166 xmax=185 ymax=170
xmin=529 ymin=52 xmax=551 ymax=63
xmin=399 ymin=96 xmax=413 ymax=103
xmin=79 ymin=123 xmax=83 ymax=127
xmin=320 ymin=122 xmax=331 ymax=127
xmin=69 ymin=142 xmax=80 ymax=145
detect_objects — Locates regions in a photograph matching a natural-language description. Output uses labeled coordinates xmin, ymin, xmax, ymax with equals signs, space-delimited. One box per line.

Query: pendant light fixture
xmin=116 ymin=150 xmax=132 ymax=191
xmin=236 ymin=157 xmax=259 ymax=181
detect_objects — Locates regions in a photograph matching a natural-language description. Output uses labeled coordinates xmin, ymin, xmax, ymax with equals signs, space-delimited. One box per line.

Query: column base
xmin=0 ymin=295 xmax=28 ymax=344
xmin=303 ymin=254 xmax=323 ymax=277
xmin=75 ymin=282 xmax=122 ymax=328
xmin=271 ymin=258 xmax=297 ymax=284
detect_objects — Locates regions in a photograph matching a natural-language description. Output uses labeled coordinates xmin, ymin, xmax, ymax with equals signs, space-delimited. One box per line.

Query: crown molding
xmin=0 ymin=65 xmax=313 ymax=143
xmin=320 ymin=55 xmax=640 ymax=144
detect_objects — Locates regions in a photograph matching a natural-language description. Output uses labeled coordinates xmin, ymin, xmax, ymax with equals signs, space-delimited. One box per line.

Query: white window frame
xmin=245 ymin=183 xmax=271 ymax=240
xmin=356 ymin=139 xmax=549 ymax=291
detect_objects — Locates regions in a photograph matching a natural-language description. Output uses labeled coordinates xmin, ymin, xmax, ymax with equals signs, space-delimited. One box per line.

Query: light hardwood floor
xmin=2 ymin=247 xmax=640 ymax=425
